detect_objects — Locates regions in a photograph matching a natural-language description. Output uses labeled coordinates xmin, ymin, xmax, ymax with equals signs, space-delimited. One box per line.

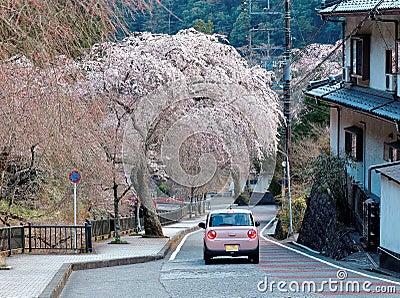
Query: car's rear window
xmin=209 ymin=212 xmax=253 ymax=227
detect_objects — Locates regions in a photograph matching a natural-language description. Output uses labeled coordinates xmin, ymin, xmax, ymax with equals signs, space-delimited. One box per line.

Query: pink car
xmin=198 ymin=208 xmax=260 ymax=264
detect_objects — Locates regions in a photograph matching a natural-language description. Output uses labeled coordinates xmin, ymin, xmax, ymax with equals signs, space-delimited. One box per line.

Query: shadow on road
xmin=203 ymin=257 xmax=252 ymax=265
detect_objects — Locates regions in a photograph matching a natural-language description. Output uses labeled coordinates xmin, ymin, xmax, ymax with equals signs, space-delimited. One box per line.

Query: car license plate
xmin=225 ymin=244 xmax=239 ymax=252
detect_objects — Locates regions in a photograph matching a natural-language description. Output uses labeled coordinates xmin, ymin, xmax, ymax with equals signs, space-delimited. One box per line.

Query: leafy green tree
xmin=292 ymin=97 xmax=330 ymax=141
xmin=124 ymin=0 xmax=341 ymax=48
xmin=194 ymin=19 xmax=214 ymax=34
xmin=157 ymin=182 xmax=171 ymax=196
xmin=230 ymin=11 xmax=248 ymax=47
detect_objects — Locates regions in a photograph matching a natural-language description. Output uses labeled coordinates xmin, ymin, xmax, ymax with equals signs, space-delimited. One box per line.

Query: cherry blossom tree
xmin=291 ymin=41 xmax=343 ymax=107
xmin=280 ymin=42 xmax=342 ymax=196
xmin=0 ymin=2 xmax=340 ymax=236
xmin=82 ymin=29 xmax=282 ymax=236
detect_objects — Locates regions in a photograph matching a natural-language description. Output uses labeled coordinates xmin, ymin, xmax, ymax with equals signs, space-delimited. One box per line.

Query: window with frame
xmin=350 ymin=35 xmax=370 ymax=80
xmin=384 ymin=141 xmax=400 ymax=162
xmin=397 ymin=40 xmax=400 ymax=73
xmin=386 ymin=48 xmax=396 ymax=74
xmin=345 ymin=126 xmax=363 ymax=162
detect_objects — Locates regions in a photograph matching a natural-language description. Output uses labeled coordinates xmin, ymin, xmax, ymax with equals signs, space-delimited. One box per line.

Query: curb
xmin=39 ymin=226 xmax=200 ymax=298
xmin=158 ymin=226 xmax=200 ymax=258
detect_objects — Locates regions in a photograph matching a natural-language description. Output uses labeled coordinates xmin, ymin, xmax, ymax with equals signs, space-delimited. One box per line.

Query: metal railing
xmin=0 ymin=225 xmax=25 ymax=256
xmin=90 ymin=216 xmax=137 ymax=238
xmin=90 ymin=218 xmax=112 ymax=238
xmin=0 ymin=222 xmax=92 ymax=254
xmin=186 ymin=196 xmax=206 ymax=218
xmin=119 ymin=216 xmax=135 ymax=231
xmin=0 ymin=203 xmax=195 ymax=255
xmin=26 ymin=222 xmax=92 ymax=253
xmin=158 ymin=205 xmax=189 ymax=225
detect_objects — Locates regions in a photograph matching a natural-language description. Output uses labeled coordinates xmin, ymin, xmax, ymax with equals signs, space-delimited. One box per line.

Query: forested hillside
xmin=126 ymin=0 xmax=341 ymax=48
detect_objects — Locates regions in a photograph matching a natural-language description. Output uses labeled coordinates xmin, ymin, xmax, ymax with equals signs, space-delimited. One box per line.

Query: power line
xmin=292 ymin=0 xmax=386 ymax=91
xmin=247 ymin=0 xmax=345 ymax=88
xmin=290 ymin=0 xmax=345 ymax=66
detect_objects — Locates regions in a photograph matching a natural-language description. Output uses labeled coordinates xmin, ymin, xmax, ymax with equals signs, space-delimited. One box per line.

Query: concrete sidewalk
xmin=0 ymin=216 xmax=205 ymax=298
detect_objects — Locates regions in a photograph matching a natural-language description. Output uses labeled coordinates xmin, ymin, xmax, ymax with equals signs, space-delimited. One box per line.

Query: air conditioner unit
xmin=386 ymin=73 xmax=397 ymax=92
xmin=343 ymin=66 xmax=351 ymax=83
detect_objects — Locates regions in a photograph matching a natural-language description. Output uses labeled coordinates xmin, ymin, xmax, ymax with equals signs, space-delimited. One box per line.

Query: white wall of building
xmin=346 ymin=16 xmax=398 ymax=91
xmin=330 ymin=107 xmax=339 ymax=156
xmin=380 ymin=176 xmax=400 ymax=254
xmin=329 ymin=107 xmax=399 ymax=196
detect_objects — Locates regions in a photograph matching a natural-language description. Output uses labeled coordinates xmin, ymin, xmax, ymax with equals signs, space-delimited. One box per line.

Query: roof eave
xmin=304 ymin=90 xmax=400 ymax=124
xmin=319 ymin=9 xmax=400 ymax=18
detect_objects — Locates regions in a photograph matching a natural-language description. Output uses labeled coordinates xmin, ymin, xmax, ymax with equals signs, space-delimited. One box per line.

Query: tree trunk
xmin=113 ymin=182 xmax=120 ymax=240
xmin=143 ymin=207 xmax=163 ymax=236
xmin=130 ymin=158 xmax=164 ymax=237
xmin=0 ymin=255 xmax=6 ymax=266
xmin=231 ymin=169 xmax=241 ymax=199
xmin=190 ymin=186 xmax=195 ymax=217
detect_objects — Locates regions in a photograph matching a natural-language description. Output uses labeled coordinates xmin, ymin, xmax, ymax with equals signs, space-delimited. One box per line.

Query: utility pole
xmin=242 ymin=0 xmax=293 ymax=235
xmin=283 ymin=0 xmax=293 ymax=236
xmin=283 ymin=0 xmax=291 ymax=162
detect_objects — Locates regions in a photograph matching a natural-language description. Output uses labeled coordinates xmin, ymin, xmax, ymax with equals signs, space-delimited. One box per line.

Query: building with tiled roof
xmin=319 ymin=0 xmax=400 ymax=15
xmin=305 ymin=0 xmax=400 ymax=273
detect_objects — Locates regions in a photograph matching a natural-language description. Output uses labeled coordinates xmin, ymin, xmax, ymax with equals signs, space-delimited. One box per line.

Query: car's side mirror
xmin=255 ymin=221 xmax=260 ymax=227
xmin=198 ymin=222 xmax=206 ymax=229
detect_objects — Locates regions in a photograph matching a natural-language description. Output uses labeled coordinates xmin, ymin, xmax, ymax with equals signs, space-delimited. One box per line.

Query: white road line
xmin=265 ymin=217 xmax=276 ymax=229
xmin=260 ymin=224 xmax=400 ymax=286
xmin=169 ymin=230 xmax=201 ymax=261
xmin=292 ymin=240 xmax=321 ymax=254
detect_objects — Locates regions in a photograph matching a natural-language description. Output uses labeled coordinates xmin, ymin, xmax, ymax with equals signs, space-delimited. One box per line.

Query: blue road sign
xmin=69 ymin=170 xmax=81 ymax=183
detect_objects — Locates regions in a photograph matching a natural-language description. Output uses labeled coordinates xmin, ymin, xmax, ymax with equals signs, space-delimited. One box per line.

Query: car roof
xmin=209 ymin=208 xmax=252 ymax=215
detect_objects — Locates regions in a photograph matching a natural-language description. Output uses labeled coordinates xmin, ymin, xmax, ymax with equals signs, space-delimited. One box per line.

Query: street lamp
xmin=280 ymin=151 xmax=293 ymax=236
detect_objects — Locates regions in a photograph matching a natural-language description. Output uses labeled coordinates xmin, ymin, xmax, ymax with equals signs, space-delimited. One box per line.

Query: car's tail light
xmin=247 ymin=229 xmax=257 ymax=239
xmin=207 ymin=230 xmax=216 ymax=240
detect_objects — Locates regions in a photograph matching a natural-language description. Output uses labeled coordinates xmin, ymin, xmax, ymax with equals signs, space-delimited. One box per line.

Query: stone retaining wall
xmin=297 ymin=182 xmax=361 ymax=259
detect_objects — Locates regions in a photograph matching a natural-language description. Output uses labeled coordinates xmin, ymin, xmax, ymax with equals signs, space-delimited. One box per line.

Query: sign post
xmin=69 ymin=170 xmax=81 ymax=251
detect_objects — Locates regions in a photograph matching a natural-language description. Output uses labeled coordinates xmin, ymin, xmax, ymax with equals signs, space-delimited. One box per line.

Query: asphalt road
xmin=60 ymin=204 xmax=277 ymax=298
xmin=60 ymin=204 xmax=400 ymax=298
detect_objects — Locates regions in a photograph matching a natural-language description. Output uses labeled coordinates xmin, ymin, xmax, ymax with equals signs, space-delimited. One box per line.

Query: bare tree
xmin=100 ymin=103 xmax=133 ymax=241
xmin=0 ymin=1 xmax=159 ymax=226
xmin=0 ymin=0 xmax=157 ymax=63
xmin=0 ymin=55 xmax=116 ymax=225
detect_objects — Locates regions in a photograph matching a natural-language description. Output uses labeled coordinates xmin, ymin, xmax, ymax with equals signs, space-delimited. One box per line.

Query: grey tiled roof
xmin=319 ymin=0 xmax=400 ymax=15
xmin=304 ymin=83 xmax=400 ymax=122
xmin=376 ymin=164 xmax=400 ymax=184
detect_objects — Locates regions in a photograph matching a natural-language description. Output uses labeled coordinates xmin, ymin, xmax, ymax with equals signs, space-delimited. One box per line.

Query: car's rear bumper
xmin=204 ymin=237 xmax=259 ymax=251
xmin=204 ymin=243 xmax=259 ymax=257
